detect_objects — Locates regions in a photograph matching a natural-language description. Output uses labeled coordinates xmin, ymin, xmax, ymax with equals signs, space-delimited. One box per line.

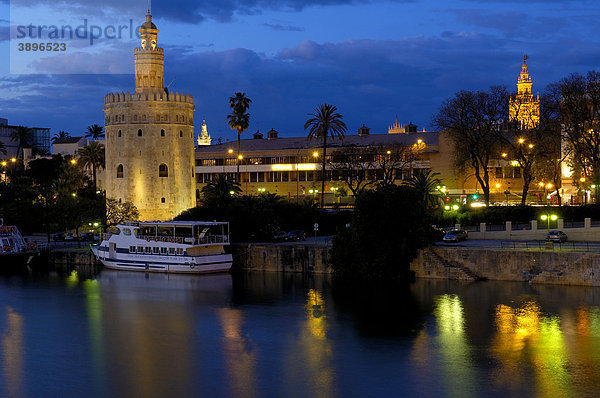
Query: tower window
xmin=159 ymin=164 xmax=168 ymax=177
xmin=118 ymin=130 xmax=122 ymax=137
xmin=161 ymin=129 xmax=165 ymax=137
xmin=138 ymin=129 xmax=143 ymax=136
xmin=161 ymin=197 xmax=166 ymax=203
xmin=180 ymin=130 xmax=183 ymax=137
xmin=116 ymin=164 xmax=124 ymax=178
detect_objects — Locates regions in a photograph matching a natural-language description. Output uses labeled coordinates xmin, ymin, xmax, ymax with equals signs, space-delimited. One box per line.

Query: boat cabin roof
xmin=119 ymin=221 xmax=229 ymax=229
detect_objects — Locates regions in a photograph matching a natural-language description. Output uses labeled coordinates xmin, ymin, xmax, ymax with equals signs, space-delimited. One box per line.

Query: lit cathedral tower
xmin=104 ymin=12 xmax=195 ymax=220
xmin=509 ymin=55 xmax=540 ymax=129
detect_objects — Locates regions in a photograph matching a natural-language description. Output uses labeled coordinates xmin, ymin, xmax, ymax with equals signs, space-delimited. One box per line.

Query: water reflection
xmin=433 ymin=295 xmax=476 ymax=398
xmin=2 ymin=307 xmax=23 ymax=398
xmin=217 ymin=308 xmax=257 ymax=398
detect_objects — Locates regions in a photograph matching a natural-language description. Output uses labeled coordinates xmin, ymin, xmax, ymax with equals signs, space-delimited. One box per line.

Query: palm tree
xmin=85 ymin=124 xmax=104 ymax=141
xmin=405 ymin=169 xmax=443 ymax=209
xmin=10 ymin=126 xmax=32 ymax=159
xmin=201 ymin=175 xmax=242 ymax=207
xmin=78 ymin=141 xmax=105 ymax=192
xmin=304 ymin=104 xmax=347 ymax=208
xmin=51 ymin=130 xmax=70 ymax=143
xmin=227 ymin=93 xmax=252 ymax=182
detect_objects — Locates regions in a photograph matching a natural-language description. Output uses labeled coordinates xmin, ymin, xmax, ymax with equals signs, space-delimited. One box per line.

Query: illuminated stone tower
xmin=104 ymin=13 xmax=195 ymax=221
xmin=509 ymin=55 xmax=540 ymax=129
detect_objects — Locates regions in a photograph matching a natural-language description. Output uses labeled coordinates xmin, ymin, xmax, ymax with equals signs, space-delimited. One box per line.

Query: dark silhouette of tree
xmin=304 ymin=104 xmax=347 ymax=208
xmin=201 ymin=175 xmax=242 ymax=207
xmin=106 ymin=198 xmax=139 ymax=227
xmin=405 ymin=169 xmax=443 ymax=209
xmin=0 ymin=141 xmax=6 ymax=156
xmin=85 ymin=124 xmax=105 ymax=141
xmin=433 ymin=86 xmax=509 ymax=206
xmin=227 ymin=92 xmax=252 ymax=182
xmin=10 ymin=126 xmax=32 ymax=160
xmin=51 ymin=130 xmax=70 ymax=143
xmin=78 ymin=141 xmax=105 ymax=192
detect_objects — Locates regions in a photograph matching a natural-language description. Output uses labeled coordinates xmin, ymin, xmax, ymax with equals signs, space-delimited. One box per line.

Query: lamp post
xmin=540 ymin=213 xmax=558 ymax=232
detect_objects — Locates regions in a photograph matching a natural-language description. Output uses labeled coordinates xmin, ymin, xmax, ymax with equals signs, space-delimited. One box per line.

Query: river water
xmin=1 ymin=270 xmax=599 ymax=397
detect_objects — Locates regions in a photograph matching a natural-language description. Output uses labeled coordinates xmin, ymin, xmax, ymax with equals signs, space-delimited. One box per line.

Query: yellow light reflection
xmin=433 ymin=295 xmax=475 ymax=397
xmin=2 ymin=306 xmax=24 ymax=398
xmin=66 ymin=270 xmax=79 ymax=288
xmin=217 ymin=308 xmax=257 ymax=398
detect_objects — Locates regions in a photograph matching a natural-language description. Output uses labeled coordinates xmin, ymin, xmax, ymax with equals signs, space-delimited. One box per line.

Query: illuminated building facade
xmin=104 ymin=13 xmax=196 ymax=220
xmin=509 ymin=56 xmax=540 ymax=129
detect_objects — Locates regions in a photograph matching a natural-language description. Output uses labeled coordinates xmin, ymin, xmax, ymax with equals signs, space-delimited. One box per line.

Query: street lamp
xmin=540 ymin=213 xmax=558 ymax=232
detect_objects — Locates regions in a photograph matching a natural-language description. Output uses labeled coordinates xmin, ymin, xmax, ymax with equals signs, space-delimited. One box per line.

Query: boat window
xmin=145 ymin=247 xmax=151 ymax=253
xmin=175 ymin=226 xmax=193 ymax=237
xmin=140 ymin=225 xmax=156 ymax=236
xmin=158 ymin=226 xmax=174 ymax=236
xmin=176 ymin=248 xmax=184 ymax=255
xmin=129 ymin=246 xmax=136 ymax=253
xmin=169 ymin=247 xmax=175 ymax=254
xmin=137 ymin=246 xmax=144 ymax=253
xmin=123 ymin=228 xmax=132 ymax=236
xmin=153 ymin=247 xmax=159 ymax=254
xmin=160 ymin=247 xmax=168 ymax=254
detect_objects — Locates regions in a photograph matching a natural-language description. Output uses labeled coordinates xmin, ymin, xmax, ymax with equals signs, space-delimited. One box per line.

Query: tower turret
xmin=509 ymin=55 xmax=540 ymax=129
xmin=134 ymin=13 xmax=164 ymax=92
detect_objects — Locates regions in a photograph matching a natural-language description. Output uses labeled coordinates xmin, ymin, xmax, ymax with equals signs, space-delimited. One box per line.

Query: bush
xmin=330 ymin=185 xmax=435 ymax=281
xmin=175 ymin=195 xmax=352 ymax=242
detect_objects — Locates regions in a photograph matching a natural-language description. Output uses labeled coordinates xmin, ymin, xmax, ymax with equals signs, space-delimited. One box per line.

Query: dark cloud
xmin=263 ymin=23 xmax=304 ymax=32
xmin=4 ymin=29 xmax=600 ymax=139
xmin=450 ymin=9 xmax=568 ymax=38
xmin=9 ymin=0 xmax=416 ymax=24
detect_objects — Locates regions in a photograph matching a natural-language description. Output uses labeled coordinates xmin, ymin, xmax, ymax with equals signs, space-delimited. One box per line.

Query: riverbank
xmin=38 ymin=242 xmax=600 ymax=287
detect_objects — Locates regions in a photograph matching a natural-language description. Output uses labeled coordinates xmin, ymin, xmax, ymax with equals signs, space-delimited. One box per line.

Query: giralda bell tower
xmin=104 ymin=12 xmax=196 ymax=221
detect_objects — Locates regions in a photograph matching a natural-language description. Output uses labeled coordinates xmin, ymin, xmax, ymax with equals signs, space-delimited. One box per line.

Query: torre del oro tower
xmin=103 ymin=13 xmax=196 ymax=221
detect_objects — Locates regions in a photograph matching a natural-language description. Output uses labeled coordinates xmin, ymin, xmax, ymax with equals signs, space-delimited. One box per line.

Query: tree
xmin=373 ymin=143 xmax=419 ymax=187
xmin=105 ymin=198 xmax=139 ymax=227
xmin=51 ymin=130 xmax=70 ymax=143
xmin=433 ymin=86 xmax=509 ymax=206
xmin=0 ymin=141 xmax=6 ymax=156
xmin=304 ymin=104 xmax=348 ymax=208
xmin=227 ymin=92 xmax=252 ymax=182
xmin=405 ymin=169 xmax=443 ymax=209
xmin=549 ymin=71 xmax=600 ymax=203
xmin=78 ymin=141 xmax=105 ymax=192
xmin=85 ymin=124 xmax=104 ymax=141
xmin=330 ymin=146 xmax=373 ymax=196
xmin=200 ymin=175 xmax=242 ymax=207
xmin=10 ymin=126 xmax=32 ymax=160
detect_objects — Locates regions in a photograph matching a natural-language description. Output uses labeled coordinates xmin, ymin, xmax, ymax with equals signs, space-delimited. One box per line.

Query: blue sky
xmin=1 ymin=0 xmax=600 ymax=141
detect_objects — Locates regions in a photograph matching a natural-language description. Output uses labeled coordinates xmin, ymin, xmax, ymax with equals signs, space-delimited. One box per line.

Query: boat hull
xmin=96 ymin=254 xmax=233 ymax=274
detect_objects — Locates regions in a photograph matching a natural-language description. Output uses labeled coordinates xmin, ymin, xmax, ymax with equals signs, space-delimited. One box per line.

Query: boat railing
xmin=132 ymin=234 xmax=230 ymax=245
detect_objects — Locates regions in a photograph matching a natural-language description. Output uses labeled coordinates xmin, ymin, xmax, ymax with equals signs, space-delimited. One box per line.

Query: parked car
xmin=284 ymin=230 xmax=306 ymax=241
xmin=64 ymin=233 xmax=81 ymax=241
xmin=53 ymin=232 xmax=66 ymax=241
xmin=80 ymin=232 xmax=95 ymax=241
xmin=272 ymin=231 xmax=288 ymax=242
xmin=546 ymin=230 xmax=568 ymax=243
xmin=442 ymin=229 xmax=468 ymax=243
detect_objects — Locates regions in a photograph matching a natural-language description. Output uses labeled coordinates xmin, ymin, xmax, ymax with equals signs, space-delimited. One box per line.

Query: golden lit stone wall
xmin=103 ymin=14 xmax=195 ymax=221
xmin=509 ymin=57 xmax=540 ymax=129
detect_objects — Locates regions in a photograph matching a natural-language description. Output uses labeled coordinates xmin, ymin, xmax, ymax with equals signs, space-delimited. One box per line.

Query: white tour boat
xmin=91 ymin=221 xmax=233 ymax=274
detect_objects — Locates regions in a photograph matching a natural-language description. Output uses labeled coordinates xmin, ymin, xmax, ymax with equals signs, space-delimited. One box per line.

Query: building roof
xmin=52 ymin=136 xmax=85 ymax=144
xmin=196 ymin=132 xmax=439 ymax=154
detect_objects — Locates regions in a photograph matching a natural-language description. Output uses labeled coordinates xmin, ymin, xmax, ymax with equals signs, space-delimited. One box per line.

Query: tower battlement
xmin=104 ymin=91 xmax=194 ymax=104
xmin=134 ymin=47 xmax=164 ymax=55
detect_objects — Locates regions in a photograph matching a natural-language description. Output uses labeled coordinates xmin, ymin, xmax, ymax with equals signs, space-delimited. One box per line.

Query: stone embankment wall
xmin=411 ymin=246 xmax=600 ymax=286
xmin=231 ymin=244 xmax=331 ymax=274
xmin=49 ymin=250 xmax=99 ymax=266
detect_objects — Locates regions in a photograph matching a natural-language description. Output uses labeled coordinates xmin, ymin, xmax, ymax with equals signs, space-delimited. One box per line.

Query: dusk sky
xmin=1 ymin=0 xmax=600 ymax=142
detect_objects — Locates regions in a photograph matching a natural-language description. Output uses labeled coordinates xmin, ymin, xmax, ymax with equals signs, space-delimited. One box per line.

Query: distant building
xmin=509 ymin=56 xmax=540 ymax=129
xmin=52 ymin=136 xmax=88 ymax=157
xmin=388 ymin=120 xmax=424 ymax=134
xmin=197 ymin=120 xmax=211 ymax=146
xmin=0 ymin=118 xmax=51 ymax=157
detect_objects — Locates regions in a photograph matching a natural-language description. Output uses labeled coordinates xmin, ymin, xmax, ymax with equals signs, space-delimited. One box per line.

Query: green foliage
xmin=105 ymin=198 xmax=139 ymax=227
xmin=330 ymin=185 xmax=435 ymax=282
xmin=176 ymin=195 xmax=351 ymax=242
xmin=85 ymin=124 xmax=105 ymax=140
xmin=200 ymin=175 xmax=242 ymax=207
xmin=405 ymin=169 xmax=442 ymax=209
